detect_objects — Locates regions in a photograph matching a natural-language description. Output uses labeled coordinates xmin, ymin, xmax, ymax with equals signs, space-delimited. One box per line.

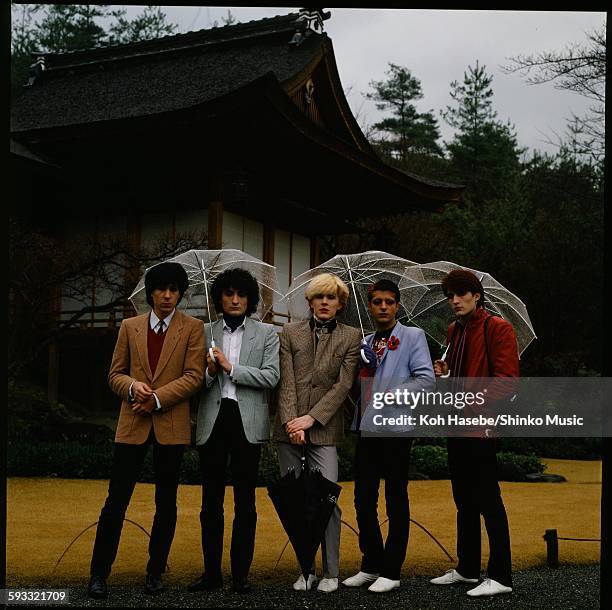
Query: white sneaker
xmin=317 ymin=578 xmax=338 ymax=593
xmin=430 ymin=569 xmax=479 ymax=585
xmin=367 ymin=577 xmax=400 ymax=593
xmin=466 ymin=578 xmax=513 ymax=597
xmin=293 ymin=573 xmax=317 ymax=591
xmin=342 ymin=571 xmax=380 ymax=587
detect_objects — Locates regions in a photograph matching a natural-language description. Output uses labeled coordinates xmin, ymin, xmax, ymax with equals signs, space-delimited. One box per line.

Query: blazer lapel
xmin=212 ymin=318 xmax=223 ymax=350
xmin=315 ymin=319 xmax=343 ymax=365
xmin=152 ymin=310 xmax=183 ymax=383
xmin=295 ymin=320 xmax=315 ymax=367
xmin=135 ymin=313 xmax=153 ymax=381
xmin=374 ymin=322 xmax=402 ymax=391
xmin=239 ymin=317 xmax=257 ymax=363
xmin=377 ymin=321 xmax=401 ymax=369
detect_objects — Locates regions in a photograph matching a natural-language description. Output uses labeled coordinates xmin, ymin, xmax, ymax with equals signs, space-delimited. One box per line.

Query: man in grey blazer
xmin=188 ymin=268 xmax=280 ymax=594
xmin=272 ymin=272 xmax=361 ymax=593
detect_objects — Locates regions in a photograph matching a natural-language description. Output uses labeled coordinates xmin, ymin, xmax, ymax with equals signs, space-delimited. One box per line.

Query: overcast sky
xmin=58 ymin=6 xmax=610 ymax=157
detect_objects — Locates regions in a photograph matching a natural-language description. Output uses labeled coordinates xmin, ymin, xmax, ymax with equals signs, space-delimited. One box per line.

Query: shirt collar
xmin=150 ymin=308 xmax=176 ymax=331
xmin=222 ymin=316 xmax=247 ymax=332
xmin=458 ymin=306 xmax=487 ymax=327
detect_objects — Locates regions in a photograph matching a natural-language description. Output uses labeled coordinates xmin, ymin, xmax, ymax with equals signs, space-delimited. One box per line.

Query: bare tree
xmin=502 ymin=24 xmax=605 ymax=164
xmin=9 ymin=219 xmax=207 ymax=381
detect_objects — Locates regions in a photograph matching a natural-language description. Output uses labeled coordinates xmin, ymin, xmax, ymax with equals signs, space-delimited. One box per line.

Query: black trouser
xmin=198 ymin=398 xmax=262 ymax=581
xmin=354 ymin=436 xmax=413 ymax=580
xmin=447 ymin=437 xmax=512 ymax=587
xmin=90 ymin=431 xmax=184 ymax=578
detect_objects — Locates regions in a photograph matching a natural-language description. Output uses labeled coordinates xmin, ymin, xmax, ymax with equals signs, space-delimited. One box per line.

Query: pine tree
xmin=10 ymin=4 xmax=42 ymax=98
xmin=108 ymin=6 xmax=177 ymax=45
xmin=10 ymin=4 xmax=178 ymax=97
xmin=366 ymin=62 xmax=442 ymax=159
xmin=35 ymin=4 xmax=111 ymax=53
xmin=442 ymin=61 xmax=524 ymax=203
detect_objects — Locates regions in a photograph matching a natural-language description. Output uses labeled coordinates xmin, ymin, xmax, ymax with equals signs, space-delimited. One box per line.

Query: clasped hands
xmin=206 ymin=347 xmax=232 ymax=376
xmin=285 ymin=414 xmax=315 ymax=445
xmin=131 ymin=380 xmax=156 ymax=415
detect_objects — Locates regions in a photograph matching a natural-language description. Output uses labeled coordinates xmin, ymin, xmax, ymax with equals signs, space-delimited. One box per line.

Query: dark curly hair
xmin=145 ymin=262 xmax=189 ymax=307
xmin=441 ymin=269 xmax=485 ymax=308
xmin=211 ymin=268 xmax=260 ymax=316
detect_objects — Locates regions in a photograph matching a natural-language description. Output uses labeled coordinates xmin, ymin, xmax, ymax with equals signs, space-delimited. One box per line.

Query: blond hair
xmin=305 ymin=273 xmax=350 ymax=312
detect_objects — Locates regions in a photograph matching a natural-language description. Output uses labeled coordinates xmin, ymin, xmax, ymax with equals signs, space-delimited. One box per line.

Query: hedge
xmin=7 ymin=440 xmax=546 ymax=485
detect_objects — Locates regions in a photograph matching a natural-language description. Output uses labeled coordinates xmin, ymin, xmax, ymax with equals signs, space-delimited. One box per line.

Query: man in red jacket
xmin=429 ymin=269 xmax=518 ymax=598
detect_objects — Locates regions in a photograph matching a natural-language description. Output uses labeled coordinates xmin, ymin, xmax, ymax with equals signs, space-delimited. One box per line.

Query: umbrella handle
xmin=300 ymin=438 xmax=308 ymax=469
xmin=439 ymin=343 xmax=451 ymax=377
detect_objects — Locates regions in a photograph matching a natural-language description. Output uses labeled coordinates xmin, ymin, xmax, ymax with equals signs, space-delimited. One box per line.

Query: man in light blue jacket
xmin=188 ymin=269 xmax=280 ymax=595
xmin=344 ymin=279 xmax=434 ymax=593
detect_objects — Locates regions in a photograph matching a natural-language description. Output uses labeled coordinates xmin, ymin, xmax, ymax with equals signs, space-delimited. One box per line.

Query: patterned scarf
xmin=309 ymin=316 xmax=337 ymax=346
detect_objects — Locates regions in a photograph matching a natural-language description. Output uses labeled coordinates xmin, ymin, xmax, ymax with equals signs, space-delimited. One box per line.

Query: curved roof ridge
xmin=33 ymin=11 xmax=304 ymax=67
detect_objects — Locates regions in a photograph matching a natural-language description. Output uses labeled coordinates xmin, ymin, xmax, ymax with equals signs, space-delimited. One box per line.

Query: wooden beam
xmin=124 ymin=209 xmax=141 ymax=319
xmin=263 ymin=224 xmax=275 ymax=265
xmin=207 ymin=174 xmax=224 ymax=249
xmin=47 ymin=284 xmax=61 ymax=403
xmin=208 ymin=201 xmax=223 ymax=249
xmin=310 ymin=236 xmax=320 ymax=268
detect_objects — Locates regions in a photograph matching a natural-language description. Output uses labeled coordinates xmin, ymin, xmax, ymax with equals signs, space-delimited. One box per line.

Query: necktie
xmin=156 ymin=320 xmax=165 ymax=335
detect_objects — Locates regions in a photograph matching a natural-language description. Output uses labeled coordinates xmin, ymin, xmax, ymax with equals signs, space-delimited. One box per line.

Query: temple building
xmin=10 ymin=8 xmax=463 ymax=407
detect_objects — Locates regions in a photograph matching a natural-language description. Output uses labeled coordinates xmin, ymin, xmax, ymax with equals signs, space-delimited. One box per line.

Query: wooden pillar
xmin=263 ymin=224 xmax=275 ymax=265
xmin=124 ymin=208 xmax=142 ymax=319
xmin=208 ymin=201 xmax=223 ymax=249
xmin=310 ymin=236 xmax=320 ymax=268
xmin=544 ymin=529 xmax=559 ymax=568
xmin=262 ymin=225 xmax=275 ymax=323
xmin=208 ymin=174 xmax=224 ymax=249
xmin=47 ymin=284 xmax=61 ymax=403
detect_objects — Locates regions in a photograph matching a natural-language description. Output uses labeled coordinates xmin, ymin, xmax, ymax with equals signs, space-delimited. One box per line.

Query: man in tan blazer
xmin=272 ymin=272 xmax=361 ymax=593
xmin=88 ymin=262 xmax=205 ymax=600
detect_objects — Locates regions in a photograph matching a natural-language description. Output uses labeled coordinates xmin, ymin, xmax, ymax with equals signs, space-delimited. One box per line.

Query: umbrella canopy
xmin=399 ymin=260 xmax=536 ymax=356
xmin=267 ymin=455 xmax=341 ymax=582
xmin=129 ymin=248 xmax=283 ymax=322
xmin=282 ymin=251 xmax=424 ymax=339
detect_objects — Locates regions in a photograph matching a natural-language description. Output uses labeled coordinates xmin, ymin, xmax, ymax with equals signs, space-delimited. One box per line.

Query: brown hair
xmin=441 ymin=269 xmax=485 ymax=308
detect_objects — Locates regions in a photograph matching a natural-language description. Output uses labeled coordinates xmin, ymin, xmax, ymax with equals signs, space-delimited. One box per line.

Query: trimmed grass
xmin=6 ymin=458 xmax=601 ymax=585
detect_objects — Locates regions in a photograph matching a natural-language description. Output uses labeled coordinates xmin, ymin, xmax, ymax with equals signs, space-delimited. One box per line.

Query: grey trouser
xmin=276 ymin=442 xmax=341 ymax=578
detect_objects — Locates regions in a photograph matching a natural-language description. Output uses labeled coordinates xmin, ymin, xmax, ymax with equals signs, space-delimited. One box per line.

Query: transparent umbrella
xmin=129 ymin=249 xmax=283 ymax=355
xmin=283 ymin=251 xmax=425 ymax=339
xmin=399 ymin=260 xmax=536 ymax=357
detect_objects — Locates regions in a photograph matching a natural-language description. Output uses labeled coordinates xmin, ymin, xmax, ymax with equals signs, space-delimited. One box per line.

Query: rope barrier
xmin=54 ymin=519 xmax=170 ymax=572
xmin=274 ymin=518 xmax=455 ymax=568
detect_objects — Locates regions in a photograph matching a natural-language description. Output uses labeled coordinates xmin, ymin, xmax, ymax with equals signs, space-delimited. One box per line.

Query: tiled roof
xmin=11 ymin=12 xmax=324 ymax=132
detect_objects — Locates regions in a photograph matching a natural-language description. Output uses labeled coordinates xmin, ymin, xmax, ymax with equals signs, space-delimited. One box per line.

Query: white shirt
xmin=205 ymin=316 xmax=246 ymax=401
xmin=150 ymin=308 xmax=176 ymax=333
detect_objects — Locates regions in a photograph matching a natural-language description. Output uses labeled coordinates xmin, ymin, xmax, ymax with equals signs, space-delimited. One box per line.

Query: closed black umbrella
xmin=267 ymin=449 xmax=341 ymax=584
